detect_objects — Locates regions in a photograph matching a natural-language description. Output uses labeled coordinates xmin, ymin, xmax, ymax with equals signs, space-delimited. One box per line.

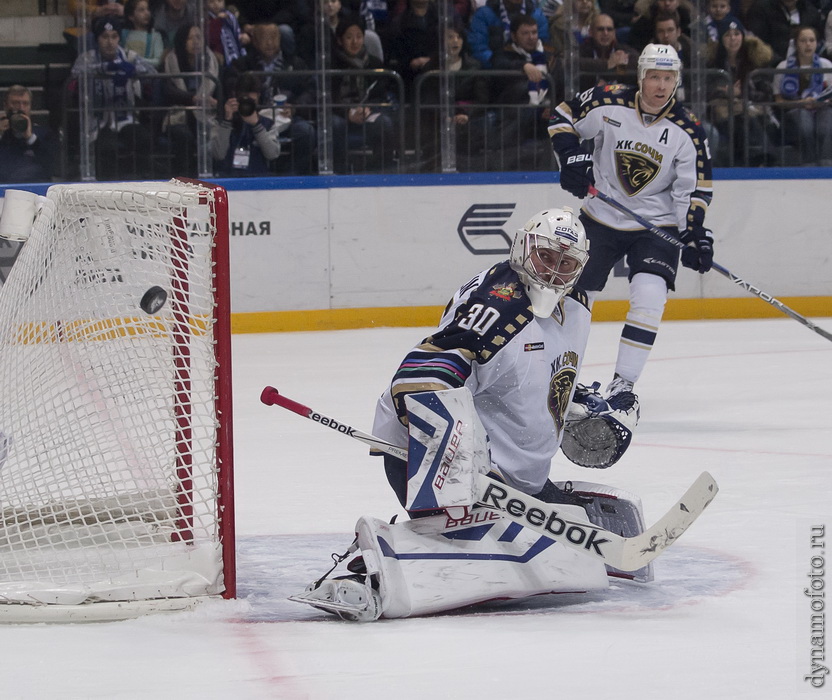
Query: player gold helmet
xmin=509 ymin=207 xmax=589 ymax=318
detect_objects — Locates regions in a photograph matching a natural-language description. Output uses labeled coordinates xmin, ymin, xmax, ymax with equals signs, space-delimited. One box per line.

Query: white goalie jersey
xmin=372 ymin=261 xmax=592 ymax=495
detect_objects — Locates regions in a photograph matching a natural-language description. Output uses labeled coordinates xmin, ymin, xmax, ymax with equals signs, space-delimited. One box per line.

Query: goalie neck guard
xmin=509 ymin=207 xmax=589 ymax=318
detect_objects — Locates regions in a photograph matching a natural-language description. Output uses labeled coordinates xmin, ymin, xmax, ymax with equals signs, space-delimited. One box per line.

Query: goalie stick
xmin=260 ymin=386 xmax=719 ymax=573
xmin=587 ymin=185 xmax=832 ymax=343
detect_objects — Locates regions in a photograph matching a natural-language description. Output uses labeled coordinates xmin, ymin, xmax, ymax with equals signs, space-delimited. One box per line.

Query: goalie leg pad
xmin=556 ymin=481 xmax=654 ymax=583
xmin=354 ymin=511 xmax=609 ymax=619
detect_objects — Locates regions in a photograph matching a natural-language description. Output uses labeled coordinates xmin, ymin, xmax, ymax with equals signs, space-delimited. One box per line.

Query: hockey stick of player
xmin=260 ymin=386 xmax=719 ymax=572
xmin=587 ymin=185 xmax=832 ymax=343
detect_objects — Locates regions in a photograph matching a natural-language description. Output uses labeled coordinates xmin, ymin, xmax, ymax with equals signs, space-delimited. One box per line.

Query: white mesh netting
xmin=0 ymin=181 xmax=232 ymax=611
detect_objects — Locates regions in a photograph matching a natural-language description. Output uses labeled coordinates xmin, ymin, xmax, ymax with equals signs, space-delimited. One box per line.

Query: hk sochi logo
xmin=457 ymin=203 xmax=516 ymax=255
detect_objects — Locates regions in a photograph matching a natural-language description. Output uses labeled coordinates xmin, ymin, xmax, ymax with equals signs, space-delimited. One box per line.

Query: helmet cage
xmin=517 ymin=232 xmax=588 ymax=298
xmin=509 ymin=207 xmax=589 ymax=318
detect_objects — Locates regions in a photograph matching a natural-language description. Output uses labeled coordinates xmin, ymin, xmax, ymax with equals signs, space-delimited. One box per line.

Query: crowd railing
xmin=742 ymin=66 xmax=832 ymax=168
xmin=57 ymin=62 xmax=832 ymax=181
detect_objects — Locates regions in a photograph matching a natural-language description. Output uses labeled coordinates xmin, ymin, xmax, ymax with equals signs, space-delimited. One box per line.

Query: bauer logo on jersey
xmin=602 ymin=116 xmax=622 ymax=127
xmin=615 ymin=151 xmax=661 ymax=195
xmin=524 ymin=342 xmax=544 ymax=352
xmin=489 ymin=282 xmax=522 ymax=301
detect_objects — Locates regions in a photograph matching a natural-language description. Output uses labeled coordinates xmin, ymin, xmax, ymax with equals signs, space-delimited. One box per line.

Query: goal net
xmin=0 ymin=180 xmax=234 ymax=619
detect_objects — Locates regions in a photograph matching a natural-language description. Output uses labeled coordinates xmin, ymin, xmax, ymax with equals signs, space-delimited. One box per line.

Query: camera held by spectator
xmin=5 ymin=110 xmax=29 ymax=137
xmin=237 ymin=96 xmax=258 ymax=118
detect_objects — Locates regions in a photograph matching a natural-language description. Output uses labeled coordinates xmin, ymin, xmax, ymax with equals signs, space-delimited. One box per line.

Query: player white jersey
xmin=372 ymin=261 xmax=592 ymax=494
xmin=549 ymin=84 xmax=713 ymax=232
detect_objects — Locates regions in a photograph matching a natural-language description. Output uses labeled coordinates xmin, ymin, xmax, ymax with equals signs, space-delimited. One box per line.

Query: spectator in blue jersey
xmin=491 ymin=14 xmax=555 ymax=168
xmin=468 ymin=0 xmax=551 ymax=67
xmin=210 ymin=72 xmax=282 ymax=176
xmin=0 ymin=86 xmax=58 ymax=183
xmin=773 ymin=25 xmax=832 ymax=166
xmin=205 ymin=0 xmax=250 ymax=67
xmin=70 ymin=15 xmax=157 ymax=180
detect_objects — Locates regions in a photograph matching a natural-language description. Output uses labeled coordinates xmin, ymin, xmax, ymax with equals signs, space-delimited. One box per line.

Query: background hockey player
xmin=549 ymin=43 xmax=714 ymax=401
xmin=290 ymin=207 xmax=648 ymax=621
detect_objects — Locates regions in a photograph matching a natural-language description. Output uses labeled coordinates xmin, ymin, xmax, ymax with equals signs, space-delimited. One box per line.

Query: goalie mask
xmin=509 ymin=207 xmax=589 ymax=318
xmin=637 ymin=43 xmax=682 ymax=101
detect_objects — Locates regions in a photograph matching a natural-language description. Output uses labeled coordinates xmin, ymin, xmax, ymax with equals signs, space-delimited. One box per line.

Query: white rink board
xmin=227 ymin=188 xmax=331 ymax=312
xmin=222 ymin=177 xmax=832 ymax=313
xmin=3 ymin=176 xmax=830 ymax=314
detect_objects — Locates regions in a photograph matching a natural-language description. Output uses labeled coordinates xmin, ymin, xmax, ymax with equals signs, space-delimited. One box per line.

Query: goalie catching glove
xmin=561 ymin=382 xmax=639 ymax=469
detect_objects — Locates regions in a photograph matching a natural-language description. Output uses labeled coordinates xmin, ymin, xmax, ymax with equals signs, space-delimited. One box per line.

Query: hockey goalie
xmin=276 ymin=207 xmax=714 ymax=621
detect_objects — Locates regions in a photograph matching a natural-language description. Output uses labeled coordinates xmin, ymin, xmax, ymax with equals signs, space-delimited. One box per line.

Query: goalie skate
xmin=289 ymin=575 xmax=382 ymax=622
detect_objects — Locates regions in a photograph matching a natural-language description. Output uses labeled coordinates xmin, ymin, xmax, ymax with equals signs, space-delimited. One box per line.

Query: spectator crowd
xmin=4 ymin=0 xmax=832 ymax=182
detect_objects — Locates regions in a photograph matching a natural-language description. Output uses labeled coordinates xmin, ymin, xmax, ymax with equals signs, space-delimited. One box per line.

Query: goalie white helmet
xmin=509 ymin=207 xmax=590 ymax=318
xmin=637 ymin=43 xmax=682 ymax=97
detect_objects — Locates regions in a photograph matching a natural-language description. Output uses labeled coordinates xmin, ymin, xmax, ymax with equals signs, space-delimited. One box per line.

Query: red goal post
xmin=0 ymin=179 xmax=235 ymax=621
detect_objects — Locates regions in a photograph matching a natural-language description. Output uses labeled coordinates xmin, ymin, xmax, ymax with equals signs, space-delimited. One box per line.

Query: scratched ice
xmin=1 ymin=318 xmax=829 ymax=700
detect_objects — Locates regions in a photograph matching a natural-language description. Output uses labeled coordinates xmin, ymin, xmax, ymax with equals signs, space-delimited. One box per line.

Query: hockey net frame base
xmin=0 ymin=179 xmax=235 ymax=621
xmin=0 ymin=596 xmax=208 ymax=624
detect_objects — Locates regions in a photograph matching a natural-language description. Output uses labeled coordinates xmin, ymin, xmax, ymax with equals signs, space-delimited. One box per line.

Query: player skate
xmin=605 ymin=373 xmax=636 ymax=402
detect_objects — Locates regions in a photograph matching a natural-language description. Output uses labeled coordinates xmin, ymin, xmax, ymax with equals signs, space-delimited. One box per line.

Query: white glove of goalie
xmin=561 ymin=382 xmax=639 ymax=469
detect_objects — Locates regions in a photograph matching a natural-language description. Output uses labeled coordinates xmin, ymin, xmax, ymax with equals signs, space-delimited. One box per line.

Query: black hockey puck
xmin=140 ymin=286 xmax=168 ymax=314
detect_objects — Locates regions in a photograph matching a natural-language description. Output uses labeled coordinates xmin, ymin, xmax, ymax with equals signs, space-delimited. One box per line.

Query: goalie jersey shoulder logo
xmin=429 ymin=262 xmax=536 ymax=363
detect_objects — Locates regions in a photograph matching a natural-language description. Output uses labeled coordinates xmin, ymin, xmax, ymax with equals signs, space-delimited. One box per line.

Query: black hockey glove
xmin=558 ymin=146 xmax=594 ymax=199
xmin=680 ymin=226 xmax=714 ymax=273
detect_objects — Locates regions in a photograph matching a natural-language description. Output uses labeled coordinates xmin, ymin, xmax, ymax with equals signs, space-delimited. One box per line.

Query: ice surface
xmin=1 ymin=318 xmax=830 ymax=699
